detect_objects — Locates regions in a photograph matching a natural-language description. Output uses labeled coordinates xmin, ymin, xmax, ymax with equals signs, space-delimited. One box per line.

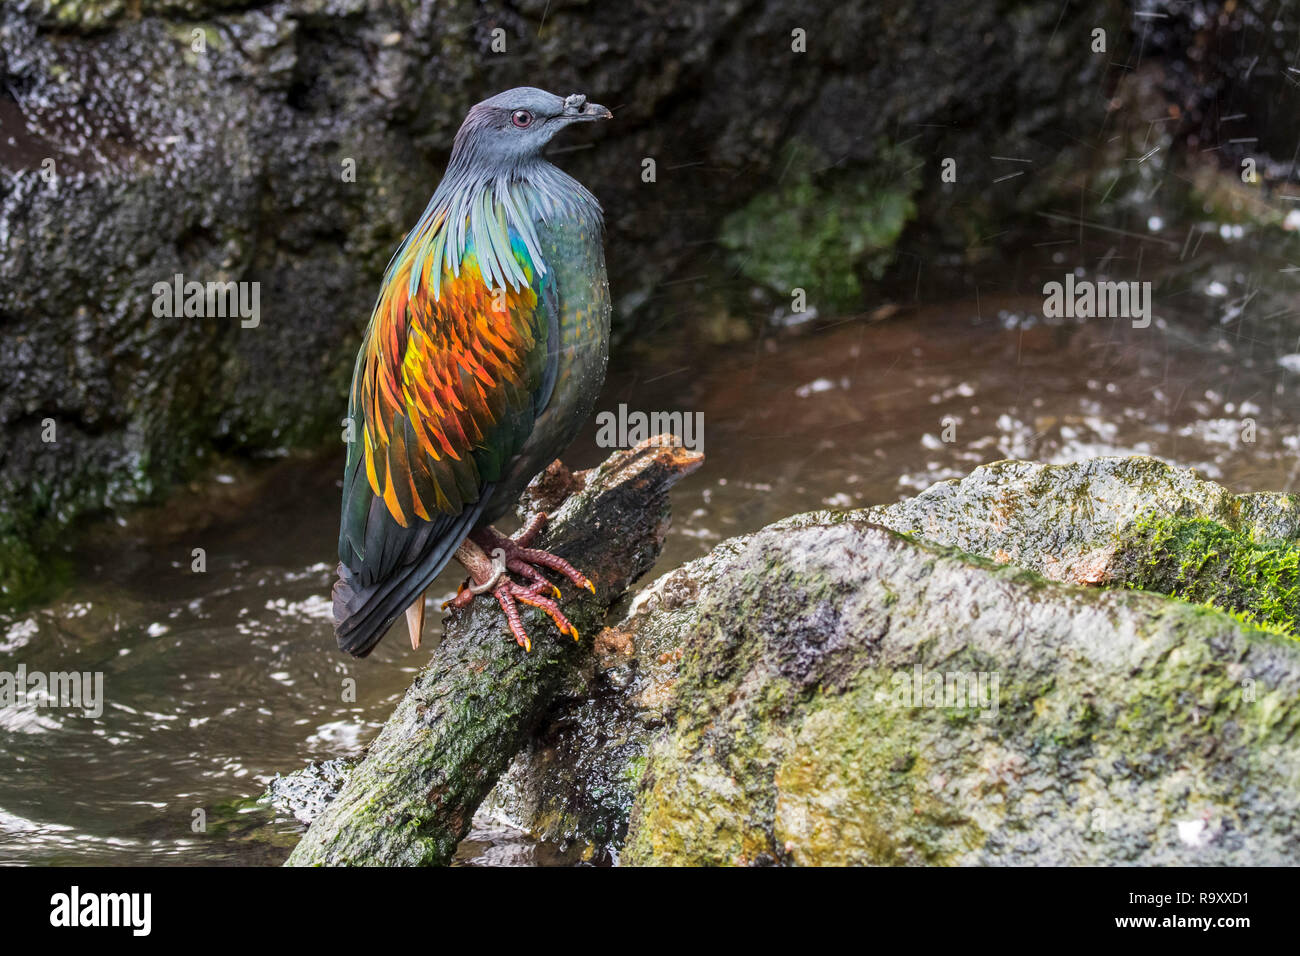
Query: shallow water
xmin=4 ymin=273 xmax=1300 ymax=864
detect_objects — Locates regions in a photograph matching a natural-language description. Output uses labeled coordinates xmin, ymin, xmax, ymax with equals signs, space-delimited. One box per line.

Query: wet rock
xmin=859 ymin=455 xmax=1300 ymax=578
xmin=851 ymin=456 xmax=1300 ymax=637
xmin=622 ymin=517 xmax=1300 ymax=865
xmin=494 ymin=456 xmax=1300 ymax=864
xmin=263 ymin=757 xmax=353 ymax=825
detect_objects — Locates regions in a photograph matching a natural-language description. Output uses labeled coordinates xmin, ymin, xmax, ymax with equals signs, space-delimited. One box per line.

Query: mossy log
xmin=285 ymin=437 xmax=702 ymax=866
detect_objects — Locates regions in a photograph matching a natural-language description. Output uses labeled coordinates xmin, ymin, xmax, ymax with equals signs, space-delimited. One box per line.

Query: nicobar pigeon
xmin=332 ymin=88 xmax=613 ymax=657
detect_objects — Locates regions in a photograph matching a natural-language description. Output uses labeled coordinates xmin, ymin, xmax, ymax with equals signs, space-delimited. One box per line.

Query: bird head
xmin=450 ymin=87 xmax=613 ymax=171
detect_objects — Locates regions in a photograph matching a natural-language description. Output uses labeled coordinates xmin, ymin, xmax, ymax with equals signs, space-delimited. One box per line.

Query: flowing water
xmin=3 ymin=230 xmax=1300 ymax=865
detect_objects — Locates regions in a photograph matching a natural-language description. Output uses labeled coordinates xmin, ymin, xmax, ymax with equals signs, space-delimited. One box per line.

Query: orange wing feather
xmin=352 ymin=215 xmax=547 ymax=533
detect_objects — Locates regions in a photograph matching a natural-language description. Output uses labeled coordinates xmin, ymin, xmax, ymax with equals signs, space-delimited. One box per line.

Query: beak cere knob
xmin=561 ymin=93 xmax=612 ymax=121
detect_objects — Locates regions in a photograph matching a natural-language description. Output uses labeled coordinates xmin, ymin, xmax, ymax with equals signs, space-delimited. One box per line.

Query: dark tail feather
xmin=333 ymin=567 xmax=405 ymax=657
xmin=332 ymin=501 xmax=486 ymax=657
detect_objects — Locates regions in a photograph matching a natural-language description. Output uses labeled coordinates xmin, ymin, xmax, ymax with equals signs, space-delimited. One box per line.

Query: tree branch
xmin=285 ymin=437 xmax=703 ymax=866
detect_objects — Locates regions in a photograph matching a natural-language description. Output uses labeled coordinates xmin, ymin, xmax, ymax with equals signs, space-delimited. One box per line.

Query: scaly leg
xmin=441 ymin=513 xmax=595 ymax=651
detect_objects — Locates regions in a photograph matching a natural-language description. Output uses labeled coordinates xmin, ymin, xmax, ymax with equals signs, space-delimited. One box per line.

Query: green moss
xmin=772 ymin=681 xmax=985 ymax=866
xmin=1117 ymin=515 xmax=1300 ymax=638
xmin=719 ymin=141 xmax=920 ymax=313
xmin=1189 ymin=601 xmax=1296 ymax=640
xmin=0 ymin=425 xmax=199 ymax=613
xmin=38 ymin=0 xmax=125 ymax=30
xmin=624 ymin=517 xmax=1300 ymax=865
xmin=0 ymin=534 xmax=72 ymax=610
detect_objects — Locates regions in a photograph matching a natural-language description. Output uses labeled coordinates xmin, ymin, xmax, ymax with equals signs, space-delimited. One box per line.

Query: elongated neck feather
xmin=397 ymin=148 xmax=602 ymax=301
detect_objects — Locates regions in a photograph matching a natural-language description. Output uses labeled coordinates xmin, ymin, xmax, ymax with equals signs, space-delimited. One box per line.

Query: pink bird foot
xmin=443 ymin=514 xmax=595 ymax=651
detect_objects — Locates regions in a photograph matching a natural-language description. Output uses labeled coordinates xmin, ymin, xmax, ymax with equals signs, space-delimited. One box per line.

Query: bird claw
xmin=442 ymin=580 xmax=471 ymax=610
xmin=454 ymin=517 xmax=596 ymax=649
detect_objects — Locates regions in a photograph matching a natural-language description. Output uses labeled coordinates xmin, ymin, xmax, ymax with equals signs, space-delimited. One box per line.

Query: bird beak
xmin=563 ymin=94 xmax=612 ymax=122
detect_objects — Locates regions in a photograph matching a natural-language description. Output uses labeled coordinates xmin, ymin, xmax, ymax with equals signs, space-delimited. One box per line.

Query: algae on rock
xmin=854 ymin=456 xmax=1300 ymax=633
xmin=622 ymin=519 xmax=1300 ymax=865
xmin=488 ymin=456 xmax=1300 ymax=864
xmin=719 ymin=141 xmax=920 ymax=313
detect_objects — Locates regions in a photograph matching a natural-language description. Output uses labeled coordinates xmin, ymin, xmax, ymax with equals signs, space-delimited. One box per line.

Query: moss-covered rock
xmin=853 ymin=456 xmax=1300 ymax=626
xmin=622 ymin=518 xmax=1300 ymax=865
xmin=492 ymin=456 xmax=1300 ymax=864
xmin=719 ymin=141 xmax=920 ymax=313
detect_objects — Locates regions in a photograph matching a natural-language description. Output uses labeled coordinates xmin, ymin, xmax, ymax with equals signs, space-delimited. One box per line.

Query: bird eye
xmin=511 ymin=110 xmax=533 ymax=129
